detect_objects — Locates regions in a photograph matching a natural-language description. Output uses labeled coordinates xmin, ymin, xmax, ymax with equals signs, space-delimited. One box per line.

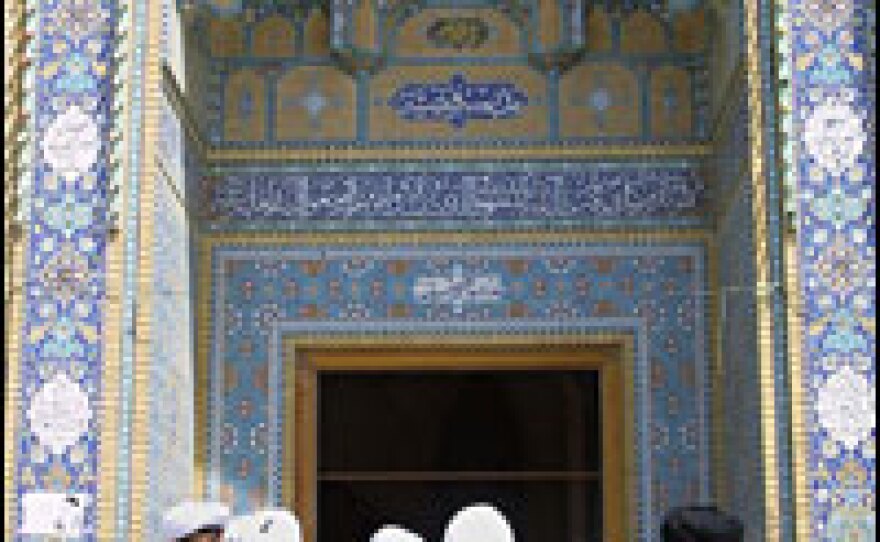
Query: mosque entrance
xmin=289 ymin=346 xmax=628 ymax=542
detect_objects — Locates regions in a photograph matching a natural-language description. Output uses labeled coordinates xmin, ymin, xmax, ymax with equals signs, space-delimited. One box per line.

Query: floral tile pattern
xmin=14 ymin=0 xmax=116 ymax=538
xmin=783 ymin=0 xmax=876 ymax=538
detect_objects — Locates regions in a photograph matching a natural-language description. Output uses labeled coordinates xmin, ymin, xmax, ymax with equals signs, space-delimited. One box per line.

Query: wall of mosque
xmin=194 ymin=3 xmax=718 ymax=540
xmin=191 ymin=6 xmax=720 ymax=539
xmin=706 ymin=14 xmax=768 ymax=528
xmin=5 ymin=0 xmax=875 ymax=540
xmin=712 ymin=77 xmax=764 ymax=538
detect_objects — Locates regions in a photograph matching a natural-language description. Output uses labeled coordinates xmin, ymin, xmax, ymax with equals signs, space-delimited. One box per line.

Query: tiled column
xmin=780 ymin=0 xmax=876 ymax=539
xmin=6 ymin=0 xmax=124 ymax=539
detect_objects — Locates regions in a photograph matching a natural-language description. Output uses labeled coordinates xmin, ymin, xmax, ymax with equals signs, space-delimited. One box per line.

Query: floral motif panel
xmin=783 ymin=0 xmax=876 ymax=538
xmin=14 ymin=0 xmax=116 ymax=538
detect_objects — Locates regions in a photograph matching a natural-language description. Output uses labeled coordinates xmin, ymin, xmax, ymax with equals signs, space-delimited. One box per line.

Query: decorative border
xmin=202 ymin=161 xmax=709 ymax=231
xmin=11 ymin=1 xmax=121 ymax=538
xmin=128 ymin=0 xmax=164 ymax=537
xmin=5 ymin=0 xmax=29 ymax=536
xmin=196 ymin=230 xmax=713 ymax=541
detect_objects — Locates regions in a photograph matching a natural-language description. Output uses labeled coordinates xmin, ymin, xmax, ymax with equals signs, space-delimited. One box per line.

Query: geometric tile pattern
xmin=204 ymin=164 xmax=708 ymax=227
xmin=206 ymin=240 xmax=711 ymax=539
xmin=14 ymin=0 xmax=116 ymax=538
xmin=782 ymin=0 xmax=876 ymax=538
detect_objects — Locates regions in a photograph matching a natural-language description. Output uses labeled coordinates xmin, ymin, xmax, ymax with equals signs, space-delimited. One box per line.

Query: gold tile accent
xmin=354 ymin=0 xmax=378 ymax=51
xmin=253 ymin=15 xmax=296 ymax=58
xmin=224 ymin=68 xmax=267 ymax=142
xmin=4 ymin=231 xmax=24 ymax=540
xmin=538 ymin=0 xmax=563 ymax=51
xmin=275 ymin=67 xmax=357 ymax=141
xmin=585 ymin=6 xmax=612 ymax=52
xmin=672 ymin=8 xmax=708 ymax=53
xmin=560 ymin=64 xmax=641 ymax=138
xmin=303 ymin=7 xmax=330 ymax=57
xmin=744 ymin=1 xmax=780 ymax=539
xmin=785 ymin=236 xmax=810 ymax=541
xmin=209 ymin=17 xmax=246 ymax=58
xmin=394 ymin=8 xmax=521 ymax=57
xmin=4 ymin=0 xmax=25 ymax=537
xmin=207 ymin=143 xmax=712 ymax=162
xmin=129 ymin=0 xmax=163 ymax=537
xmin=620 ymin=11 xmax=667 ymax=54
xmin=650 ymin=66 xmax=693 ymax=139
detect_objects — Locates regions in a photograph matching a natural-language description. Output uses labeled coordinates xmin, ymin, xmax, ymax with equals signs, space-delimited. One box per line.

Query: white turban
xmin=370 ymin=525 xmax=426 ymax=542
xmin=224 ymin=509 xmax=302 ymax=542
xmin=444 ymin=504 xmax=515 ymax=542
xmin=162 ymin=501 xmax=230 ymax=540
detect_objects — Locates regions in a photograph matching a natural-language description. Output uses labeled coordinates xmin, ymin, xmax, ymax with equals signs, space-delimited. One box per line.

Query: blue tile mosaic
xmin=14 ymin=0 xmax=117 ymax=538
xmin=387 ymin=73 xmax=529 ymax=128
xmin=206 ymin=241 xmax=712 ymax=540
xmin=205 ymin=164 xmax=707 ymax=226
xmin=782 ymin=0 xmax=876 ymax=538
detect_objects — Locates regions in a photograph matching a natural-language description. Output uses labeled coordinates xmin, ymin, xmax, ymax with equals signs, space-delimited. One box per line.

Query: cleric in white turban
xmin=370 ymin=525 xmax=426 ymax=542
xmin=224 ymin=509 xmax=302 ymax=542
xmin=162 ymin=501 xmax=230 ymax=541
xmin=444 ymin=504 xmax=515 ymax=542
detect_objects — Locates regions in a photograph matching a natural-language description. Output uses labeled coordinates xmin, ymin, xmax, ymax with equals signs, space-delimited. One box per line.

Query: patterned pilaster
xmin=9 ymin=0 xmax=121 ymax=539
xmin=781 ymin=0 xmax=876 ymax=539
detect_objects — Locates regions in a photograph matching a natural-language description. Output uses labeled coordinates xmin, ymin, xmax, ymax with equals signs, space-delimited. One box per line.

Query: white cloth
xmin=162 ymin=501 xmax=230 ymax=540
xmin=370 ymin=525 xmax=426 ymax=542
xmin=444 ymin=504 xmax=515 ymax=542
xmin=224 ymin=509 xmax=302 ymax=542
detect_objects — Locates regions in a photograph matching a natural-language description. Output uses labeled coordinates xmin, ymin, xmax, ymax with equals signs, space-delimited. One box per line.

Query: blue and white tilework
xmin=205 ymin=163 xmax=707 ymax=228
xmin=207 ymin=241 xmax=712 ymax=540
xmin=15 ymin=0 xmax=116 ymax=538
xmin=388 ymin=73 xmax=529 ymax=128
xmin=782 ymin=0 xmax=876 ymax=538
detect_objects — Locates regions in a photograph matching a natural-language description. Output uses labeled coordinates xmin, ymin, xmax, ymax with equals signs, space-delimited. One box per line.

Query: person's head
xmin=370 ymin=525 xmax=425 ymax=542
xmin=162 ymin=501 xmax=230 ymax=542
xmin=179 ymin=525 xmax=225 ymax=542
xmin=444 ymin=504 xmax=514 ymax=542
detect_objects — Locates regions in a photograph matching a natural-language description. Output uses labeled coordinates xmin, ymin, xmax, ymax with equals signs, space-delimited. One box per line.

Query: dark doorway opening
xmin=318 ymin=370 xmax=602 ymax=541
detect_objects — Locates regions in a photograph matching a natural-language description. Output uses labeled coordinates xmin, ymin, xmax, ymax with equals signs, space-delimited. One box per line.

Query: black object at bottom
xmin=662 ymin=506 xmax=744 ymax=542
